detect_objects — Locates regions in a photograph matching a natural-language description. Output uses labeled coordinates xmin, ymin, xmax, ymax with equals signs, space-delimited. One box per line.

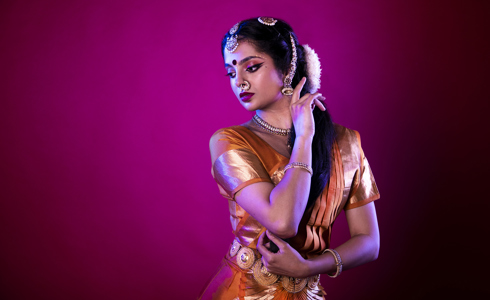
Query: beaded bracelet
xmin=322 ymin=248 xmax=343 ymax=278
xmin=284 ymin=162 xmax=313 ymax=176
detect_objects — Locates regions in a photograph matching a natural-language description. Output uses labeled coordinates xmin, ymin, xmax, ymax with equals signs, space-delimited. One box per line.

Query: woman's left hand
xmin=257 ymin=230 xmax=310 ymax=278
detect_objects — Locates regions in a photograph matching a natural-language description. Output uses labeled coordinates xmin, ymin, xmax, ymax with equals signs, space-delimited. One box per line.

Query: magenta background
xmin=1 ymin=0 xmax=489 ymax=299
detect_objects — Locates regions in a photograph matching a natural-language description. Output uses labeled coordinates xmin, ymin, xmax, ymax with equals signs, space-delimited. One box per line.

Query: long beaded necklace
xmin=252 ymin=114 xmax=293 ymax=150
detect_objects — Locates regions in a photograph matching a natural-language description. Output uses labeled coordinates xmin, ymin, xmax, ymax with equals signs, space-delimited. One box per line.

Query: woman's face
xmin=224 ymin=41 xmax=285 ymax=111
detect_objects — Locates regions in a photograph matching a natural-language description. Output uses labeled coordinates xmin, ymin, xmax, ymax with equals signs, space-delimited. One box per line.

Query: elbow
xmin=275 ymin=228 xmax=297 ymax=239
xmin=355 ymin=233 xmax=379 ymax=262
xmin=370 ymin=237 xmax=380 ymax=262
xmin=371 ymin=246 xmax=379 ymax=261
xmin=270 ymin=221 xmax=298 ymax=239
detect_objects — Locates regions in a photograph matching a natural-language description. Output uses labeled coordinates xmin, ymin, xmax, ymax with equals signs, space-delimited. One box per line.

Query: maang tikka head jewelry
xmin=225 ymin=22 xmax=240 ymax=53
xmin=281 ymin=34 xmax=297 ymax=96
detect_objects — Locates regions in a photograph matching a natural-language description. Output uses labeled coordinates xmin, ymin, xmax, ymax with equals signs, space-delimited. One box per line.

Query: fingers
xmin=257 ymin=231 xmax=266 ymax=252
xmin=291 ymin=77 xmax=307 ymax=103
xmin=292 ymin=93 xmax=325 ymax=113
xmin=265 ymin=230 xmax=286 ymax=250
xmin=257 ymin=231 xmax=271 ymax=260
xmin=258 ymin=232 xmax=274 ymax=269
xmin=294 ymin=92 xmax=321 ymax=105
xmin=313 ymin=97 xmax=326 ymax=111
xmin=290 ymin=77 xmax=325 ymax=111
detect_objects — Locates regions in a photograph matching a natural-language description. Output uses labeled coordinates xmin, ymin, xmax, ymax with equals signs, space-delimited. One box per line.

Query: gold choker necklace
xmin=252 ymin=115 xmax=291 ymax=136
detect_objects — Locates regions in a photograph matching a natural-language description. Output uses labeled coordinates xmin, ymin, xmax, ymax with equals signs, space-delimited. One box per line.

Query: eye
xmin=246 ymin=63 xmax=264 ymax=73
xmin=225 ymin=71 xmax=236 ymax=78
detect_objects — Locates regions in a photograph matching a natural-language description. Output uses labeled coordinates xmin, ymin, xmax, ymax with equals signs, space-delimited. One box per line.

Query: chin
xmin=244 ymin=106 xmax=257 ymax=112
xmin=240 ymin=102 xmax=257 ymax=112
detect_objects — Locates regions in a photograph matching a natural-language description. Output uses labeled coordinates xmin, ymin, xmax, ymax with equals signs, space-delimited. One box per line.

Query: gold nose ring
xmin=240 ymin=80 xmax=251 ymax=91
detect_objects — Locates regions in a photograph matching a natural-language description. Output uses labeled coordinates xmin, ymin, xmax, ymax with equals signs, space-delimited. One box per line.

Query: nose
xmin=238 ymin=81 xmax=251 ymax=91
xmin=234 ymin=70 xmax=247 ymax=89
xmin=235 ymin=78 xmax=250 ymax=92
xmin=234 ymin=73 xmax=243 ymax=89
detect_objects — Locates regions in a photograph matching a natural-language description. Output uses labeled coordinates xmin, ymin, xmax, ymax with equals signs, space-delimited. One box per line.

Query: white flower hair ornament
xmin=303 ymin=44 xmax=321 ymax=93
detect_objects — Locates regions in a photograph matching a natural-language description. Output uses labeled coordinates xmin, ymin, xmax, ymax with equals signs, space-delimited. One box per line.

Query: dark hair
xmin=221 ymin=18 xmax=336 ymax=211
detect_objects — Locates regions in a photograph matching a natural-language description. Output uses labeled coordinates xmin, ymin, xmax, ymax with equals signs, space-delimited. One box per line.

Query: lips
xmin=239 ymin=92 xmax=254 ymax=102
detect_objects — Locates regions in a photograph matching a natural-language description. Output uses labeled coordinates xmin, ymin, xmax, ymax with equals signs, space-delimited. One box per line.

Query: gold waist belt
xmin=229 ymin=239 xmax=321 ymax=293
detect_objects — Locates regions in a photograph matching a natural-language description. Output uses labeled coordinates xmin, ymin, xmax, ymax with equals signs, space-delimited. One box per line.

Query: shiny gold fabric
xmin=200 ymin=125 xmax=380 ymax=300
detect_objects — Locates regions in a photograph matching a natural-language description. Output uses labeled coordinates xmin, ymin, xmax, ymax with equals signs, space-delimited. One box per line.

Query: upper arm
xmin=235 ymin=182 xmax=276 ymax=225
xmin=342 ymin=130 xmax=381 ymax=256
xmin=210 ymin=130 xmax=294 ymax=237
xmin=345 ymin=202 xmax=379 ymax=244
xmin=235 ymin=182 xmax=298 ymax=238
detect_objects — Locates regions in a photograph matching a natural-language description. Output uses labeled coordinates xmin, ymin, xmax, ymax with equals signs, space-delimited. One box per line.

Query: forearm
xmin=268 ymin=136 xmax=313 ymax=236
xmin=304 ymin=234 xmax=379 ymax=277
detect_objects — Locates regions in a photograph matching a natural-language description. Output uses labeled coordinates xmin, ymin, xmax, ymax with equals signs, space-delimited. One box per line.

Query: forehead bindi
xmin=225 ymin=55 xmax=266 ymax=69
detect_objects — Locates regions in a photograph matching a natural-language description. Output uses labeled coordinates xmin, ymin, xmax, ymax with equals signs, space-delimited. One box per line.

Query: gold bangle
xmin=284 ymin=162 xmax=313 ymax=176
xmin=322 ymin=248 xmax=342 ymax=278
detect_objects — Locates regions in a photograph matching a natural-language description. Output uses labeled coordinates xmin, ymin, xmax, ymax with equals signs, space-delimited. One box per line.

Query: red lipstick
xmin=239 ymin=92 xmax=254 ymax=102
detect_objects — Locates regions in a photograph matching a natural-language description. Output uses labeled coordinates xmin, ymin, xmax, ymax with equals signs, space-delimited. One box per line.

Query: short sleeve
xmin=210 ymin=128 xmax=271 ymax=200
xmin=344 ymin=131 xmax=380 ymax=210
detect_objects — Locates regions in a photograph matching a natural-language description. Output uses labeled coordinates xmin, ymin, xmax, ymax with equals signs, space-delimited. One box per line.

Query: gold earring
xmin=281 ymin=34 xmax=297 ymax=96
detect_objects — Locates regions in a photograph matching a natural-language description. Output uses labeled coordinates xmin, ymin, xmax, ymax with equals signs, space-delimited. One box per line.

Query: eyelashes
xmin=246 ymin=62 xmax=264 ymax=72
xmin=225 ymin=63 xmax=264 ymax=78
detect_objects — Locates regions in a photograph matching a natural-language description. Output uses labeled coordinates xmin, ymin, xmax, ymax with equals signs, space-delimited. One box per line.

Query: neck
xmin=255 ymin=106 xmax=292 ymax=130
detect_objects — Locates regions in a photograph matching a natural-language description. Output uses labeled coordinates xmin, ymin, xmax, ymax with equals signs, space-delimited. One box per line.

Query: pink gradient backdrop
xmin=1 ymin=0 xmax=488 ymax=299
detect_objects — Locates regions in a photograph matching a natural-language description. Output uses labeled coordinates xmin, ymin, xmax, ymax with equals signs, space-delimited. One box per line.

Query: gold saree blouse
xmin=200 ymin=124 xmax=379 ymax=300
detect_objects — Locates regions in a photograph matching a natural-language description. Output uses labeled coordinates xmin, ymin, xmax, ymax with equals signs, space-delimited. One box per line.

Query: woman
xmin=199 ymin=17 xmax=380 ymax=300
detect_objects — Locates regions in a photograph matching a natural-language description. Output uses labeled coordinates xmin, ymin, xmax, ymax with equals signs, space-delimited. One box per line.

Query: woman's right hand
xmin=257 ymin=230 xmax=310 ymax=278
xmin=290 ymin=77 xmax=326 ymax=139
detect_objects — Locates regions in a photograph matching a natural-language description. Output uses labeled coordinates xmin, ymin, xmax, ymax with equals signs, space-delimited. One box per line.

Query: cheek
xmin=272 ymin=70 xmax=284 ymax=85
xmin=229 ymin=79 xmax=239 ymax=95
xmin=263 ymin=67 xmax=283 ymax=86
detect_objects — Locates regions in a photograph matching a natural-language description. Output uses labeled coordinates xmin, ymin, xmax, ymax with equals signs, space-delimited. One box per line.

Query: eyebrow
xmin=224 ymin=56 xmax=264 ymax=68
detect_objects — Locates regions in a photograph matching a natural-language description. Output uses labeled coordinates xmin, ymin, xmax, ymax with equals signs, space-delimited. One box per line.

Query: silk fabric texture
xmin=199 ymin=124 xmax=380 ymax=300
